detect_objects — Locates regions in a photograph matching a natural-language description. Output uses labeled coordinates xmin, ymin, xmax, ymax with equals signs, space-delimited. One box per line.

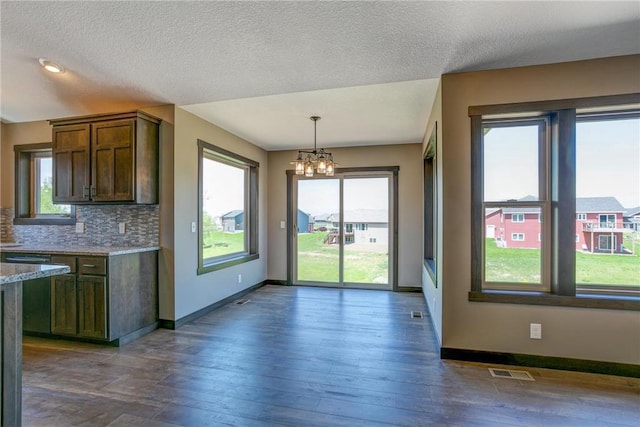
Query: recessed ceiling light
xmin=38 ymin=57 xmax=65 ymax=74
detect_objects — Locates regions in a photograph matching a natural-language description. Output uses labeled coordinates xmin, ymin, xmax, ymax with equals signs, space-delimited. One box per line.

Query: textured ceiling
xmin=1 ymin=1 xmax=639 ymax=149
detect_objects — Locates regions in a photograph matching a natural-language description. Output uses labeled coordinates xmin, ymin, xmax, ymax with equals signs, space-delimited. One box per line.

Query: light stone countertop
xmin=0 ymin=243 xmax=160 ymax=256
xmin=0 ymin=263 xmax=70 ymax=286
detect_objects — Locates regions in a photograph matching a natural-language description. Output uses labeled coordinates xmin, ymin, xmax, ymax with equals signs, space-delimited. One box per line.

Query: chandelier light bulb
xmin=290 ymin=116 xmax=337 ymax=177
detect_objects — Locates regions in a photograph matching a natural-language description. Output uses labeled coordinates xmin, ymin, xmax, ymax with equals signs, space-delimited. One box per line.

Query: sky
xmin=202 ymin=158 xmax=245 ymax=216
xmin=298 ymin=177 xmax=389 ymax=217
xmin=484 ymin=117 xmax=640 ymax=208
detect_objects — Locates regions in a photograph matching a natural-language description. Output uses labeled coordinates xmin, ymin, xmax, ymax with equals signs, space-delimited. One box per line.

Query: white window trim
xmin=511 ymin=233 xmax=525 ymax=241
xmin=512 ymin=213 xmax=525 ymax=223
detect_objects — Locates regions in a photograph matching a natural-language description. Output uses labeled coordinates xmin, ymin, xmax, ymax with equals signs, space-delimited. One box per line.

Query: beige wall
xmin=267 ymin=144 xmax=423 ymax=288
xmin=0 ymin=120 xmax=52 ymax=207
xmin=421 ymin=80 xmax=443 ymax=344
xmin=171 ymin=107 xmax=269 ymax=320
xmin=440 ymin=55 xmax=640 ymax=364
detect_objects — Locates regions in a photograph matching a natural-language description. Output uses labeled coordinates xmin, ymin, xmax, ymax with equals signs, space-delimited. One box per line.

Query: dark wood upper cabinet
xmin=50 ymin=111 xmax=160 ymax=204
xmin=52 ymin=123 xmax=90 ymax=203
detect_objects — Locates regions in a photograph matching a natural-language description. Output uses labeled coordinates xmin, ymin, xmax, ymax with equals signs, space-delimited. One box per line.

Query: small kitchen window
xmin=14 ymin=143 xmax=75 ymax=225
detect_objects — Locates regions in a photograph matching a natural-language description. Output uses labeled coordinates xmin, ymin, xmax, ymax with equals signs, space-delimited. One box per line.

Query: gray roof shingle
xmin=494 ymin=196 xmax=625 ymax=215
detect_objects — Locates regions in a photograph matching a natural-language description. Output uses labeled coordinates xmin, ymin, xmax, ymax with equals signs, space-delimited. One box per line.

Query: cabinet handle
xmin=82 ymin=264 xmax=97 ymax=268
xmin=90 ymin=186 xmax=96 ymax=198
xmin=83 ymin=185 xmax=90 ymax=199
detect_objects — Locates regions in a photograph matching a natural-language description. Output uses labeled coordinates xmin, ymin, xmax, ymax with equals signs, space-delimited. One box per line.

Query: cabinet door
xmin=51 ymin=274 xmax=77 ymax=336
xmin=77 ymin=275 xmax=108 ymax=339
xmin=91 ymin=119 xmax=135 ymax=202
xmin=52 ymin=124 xmax=91 ymax=203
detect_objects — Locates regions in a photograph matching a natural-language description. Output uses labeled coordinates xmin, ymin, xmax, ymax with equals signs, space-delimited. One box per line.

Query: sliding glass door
xmin=291 ymin=170 xmax=394 ymax=290
xmin=296 ymin=179 xmax=340 ymax=283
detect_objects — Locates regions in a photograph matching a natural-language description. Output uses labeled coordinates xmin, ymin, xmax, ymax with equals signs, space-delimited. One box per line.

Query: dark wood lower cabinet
xmin=49 ymin=250 xmax=158 ymax=345
xmin=51 ymin=274 xmax=77 ymax=336
xmin=77 ymin=275 xmax=107 ymax=339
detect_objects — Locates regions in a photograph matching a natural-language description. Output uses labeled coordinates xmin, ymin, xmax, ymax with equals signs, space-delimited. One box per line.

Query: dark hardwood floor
xmin=22 ymin=285 xmax=640 ymax=426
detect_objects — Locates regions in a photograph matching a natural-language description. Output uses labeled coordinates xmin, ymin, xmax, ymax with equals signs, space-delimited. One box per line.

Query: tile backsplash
xmin=0 ymin=205 xmax=159 ymax=247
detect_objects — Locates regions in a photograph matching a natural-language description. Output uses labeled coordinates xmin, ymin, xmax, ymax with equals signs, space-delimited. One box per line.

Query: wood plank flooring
xmin=21 ymin=285 xmax=640 ymax=426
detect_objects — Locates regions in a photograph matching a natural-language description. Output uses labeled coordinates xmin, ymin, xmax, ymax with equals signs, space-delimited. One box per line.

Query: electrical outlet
xmin=75 ymin=222 xmax=85 ymax=233
xmin=238 ymin=274 xmax=242 ymax=284
xmin=118 ymin=223 xmax=126 ymax=234
xmin=530 ymin=323 xmax=542 ymax=339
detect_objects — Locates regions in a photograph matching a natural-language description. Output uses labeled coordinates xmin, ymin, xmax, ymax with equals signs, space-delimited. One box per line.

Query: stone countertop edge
xmin=0 ymin=245 xmax=161 ymax=256
xmin=0 ymin=264 xmax=70 ymax=285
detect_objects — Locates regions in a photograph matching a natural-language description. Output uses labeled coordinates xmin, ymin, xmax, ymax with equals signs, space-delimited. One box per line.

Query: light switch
xmin=280 ymin=220 xmax=286 ymax=229
xmin=191 ymin=222 xmax=196 ymax=233
xmin=530 ymin=323 xmax=542 ymax=339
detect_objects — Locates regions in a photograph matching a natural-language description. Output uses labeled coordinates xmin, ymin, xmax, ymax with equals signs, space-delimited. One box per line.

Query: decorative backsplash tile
xmin=0 ymin=205 xmax=159 ymax=247
xmin=0 ymin=207 xmax=16 ymax=243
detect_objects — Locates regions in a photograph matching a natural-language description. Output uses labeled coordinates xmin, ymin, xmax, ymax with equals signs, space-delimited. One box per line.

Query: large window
xmin=482 ymin=120 xmax=547 ymax=291
xmin=470 ymin=94 xmax=639 ymax=308
xmin=14 ymin=143 xmax=74 ymax=225
xmin=423 ymin=123 xmax=437 ymax=284
xmin=576 ymin=113 xmax=640 ymax=290
xmin=198 ymin=140 xmax=258 ymax=274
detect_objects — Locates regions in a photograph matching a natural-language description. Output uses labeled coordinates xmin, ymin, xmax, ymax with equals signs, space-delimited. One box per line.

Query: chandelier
xmin=291 ymin=116 xmax=335 ymax=177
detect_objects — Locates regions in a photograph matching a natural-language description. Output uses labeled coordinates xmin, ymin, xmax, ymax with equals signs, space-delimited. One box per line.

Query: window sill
xmin=198 ymin=253 xmax=259 ymax=275
xmin=423 ymin=259 xmax=436 ymax=286
xmin=469 ymin=290 xmax=639 ymax=311
xmin=14 ymin=217 xmax=76 ymax=226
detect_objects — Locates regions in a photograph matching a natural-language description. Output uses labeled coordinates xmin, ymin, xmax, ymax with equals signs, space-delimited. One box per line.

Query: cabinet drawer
xmin=51 ymin=255 xmax=77 ymax=274
xmin=78 ymin=257 xmax=107 ymax=275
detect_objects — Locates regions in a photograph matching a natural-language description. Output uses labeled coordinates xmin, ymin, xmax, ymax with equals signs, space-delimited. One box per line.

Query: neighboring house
xmin=313 ymin=213 xmax=333 ymax=231
xmin=486 ymin=197 xmax=630 ymax=253
xmin=485 ymin=208 xmax=502 ymax=241
xmin=623 ymin=206 xmax=640 ymax=232
xmin=576 ymin=197 xmax=628 ymax=253
xmin=297 ymin=209 xmax=313 ymax=233
xmin=326 ymin=209 xmax=388 ymax=245
xmin=222 ymin=210 xmax=244 ymax=232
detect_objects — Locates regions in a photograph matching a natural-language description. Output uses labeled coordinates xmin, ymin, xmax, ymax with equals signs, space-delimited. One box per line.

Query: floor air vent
xmin=488 ymin=368 xmax=535 ymax=381
xmin=410 ymin=311 xmax=423 ymax=319
xmin=235 ymin=299 xmax=251 ymax=305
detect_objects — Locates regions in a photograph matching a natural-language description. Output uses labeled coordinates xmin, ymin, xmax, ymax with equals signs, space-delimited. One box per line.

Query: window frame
xmin=511 ymin=213 xmax=525 ymax=223
xmin=481 ymin=118 xmax=550 ymax=292
xmin=423 ymin=123 xmax=438 ymax=285
xmin=469 ymin=93 xmax=640 ymax=310
xmin=197 ymin=140 xmax=259 ymax=274
xmin=511 ymin=233 xmax=525 ymax=241
xmin=13 ymin=143 xmax=75 ymax=225
xmin=577 ymin=213 xmax=587 ymax=221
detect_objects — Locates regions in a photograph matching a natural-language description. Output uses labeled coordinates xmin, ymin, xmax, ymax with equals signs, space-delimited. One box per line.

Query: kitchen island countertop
xmin=0 ymin=263 xmax=70 ymax=285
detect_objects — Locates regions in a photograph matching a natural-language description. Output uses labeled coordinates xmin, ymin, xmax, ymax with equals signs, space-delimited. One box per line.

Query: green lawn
xmin=297 ymin=232 xmax=388 ymax=284
xmin=202 ymin=230 xmax=245 ymax=259
xmin=485 ymin=238 xmax=640 ymax=287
